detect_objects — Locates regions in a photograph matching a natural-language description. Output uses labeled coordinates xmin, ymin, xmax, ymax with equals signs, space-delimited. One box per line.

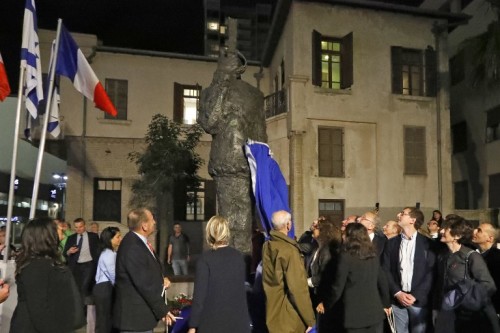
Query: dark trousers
xmin=94 ymin=281 xmax=118 ymax=333
xmin=72 ymin=261 xmax=96 ymax=303
xmin=346 ymin=321 xmax=383 ymax=333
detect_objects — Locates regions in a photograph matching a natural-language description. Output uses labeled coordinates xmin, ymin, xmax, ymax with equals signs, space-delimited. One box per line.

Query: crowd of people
xmin=4 ymin=206 xmax=500 ymax=333
xmin=276 ymin=208 xmax=500 ymax=333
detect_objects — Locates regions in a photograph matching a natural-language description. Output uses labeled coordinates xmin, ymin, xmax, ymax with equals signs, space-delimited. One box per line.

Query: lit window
xmin=174 ymin=83 xmax=201 ymax=125
xmin=392 ymin=47 xmax=437 ymax=97
xmin=312 ymin=31 xmax=353 ymax=89
xmin=207 ymin=21 xmax=219 ymax=31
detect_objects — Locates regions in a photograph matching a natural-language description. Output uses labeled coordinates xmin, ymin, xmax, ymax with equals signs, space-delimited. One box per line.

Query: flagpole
xmin=4 ymin=67 xmax=27 ymax=264
xmin=29 ymin=19 xmax=63 ymax=219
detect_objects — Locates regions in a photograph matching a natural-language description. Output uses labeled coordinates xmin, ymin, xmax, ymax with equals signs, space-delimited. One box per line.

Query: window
xmin=105 ymin=79 xmax=128 ymax=120
xmin=318 ymin=127 xmax=344 ymax=177
xmin=450 ymin=50 xmax=465 ymax=86
xmin=93 ymin=178 xmax=121 ymax=221
xmin=173 ymin=83 xmax=201 ymax=125
xmin=174 ymin=180 xmax=216 ymax=221
xmin=454 ymin=180 xmax=469 ymax=209
xmin=489 ymin=174 xmax=500 ymax=208
xmin=404 ymin=126 xmax=427 ymax=175
xmin=392 ymin=46 xmax=436 ymax=97
xmin=312 ymin=30 xmax=353 ymax=89
xmin=452 ymin=121 xmax=467 ymax=153
xmin=486 ymin=106 xmax=500 ymax=143
xmin=319 ymin=199 xmax=344 ymax=225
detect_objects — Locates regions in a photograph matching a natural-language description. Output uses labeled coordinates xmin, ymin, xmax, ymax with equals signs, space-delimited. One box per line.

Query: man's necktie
xmin=147 ymin=241 xmax=155 ymax=255
xmin=77 ymin=235 xmax=83 ymax=250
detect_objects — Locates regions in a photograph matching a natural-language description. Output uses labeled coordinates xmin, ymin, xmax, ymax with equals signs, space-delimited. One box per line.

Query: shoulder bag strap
xmin=463 ymin=250 xmax=475 ymax=280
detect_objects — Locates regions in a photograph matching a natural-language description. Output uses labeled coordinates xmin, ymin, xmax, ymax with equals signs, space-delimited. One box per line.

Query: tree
xmin=129 ymin=114 xmax=203 ymax=262
xmin=462 ymin=0 xmax=500 ymax=86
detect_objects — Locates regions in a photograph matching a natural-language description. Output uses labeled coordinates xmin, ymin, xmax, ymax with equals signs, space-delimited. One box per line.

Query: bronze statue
xmin=198 ymin=21 xmax=267 ymax=252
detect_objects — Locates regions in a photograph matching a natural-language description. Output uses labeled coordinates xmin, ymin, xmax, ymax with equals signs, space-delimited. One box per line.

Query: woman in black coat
xmin=308 ymin=218 xmax=342 ymax=333
xmin=10 ymin=217 xmax=84 ymax=333
xmin=434 ymin=215 xmax=500 ymax=333
xmin=188 ymin=216 xmax=250 ymax=333
xmin=320 ymin=223 xmax=390 ymax=333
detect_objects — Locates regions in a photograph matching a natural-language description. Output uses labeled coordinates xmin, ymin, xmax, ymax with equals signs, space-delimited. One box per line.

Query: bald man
xmin=359 ymin=211 xmax=386 ymax=256
xmin=473 ymin=223 xmax=500 ymax=314
xmin=383 ymin=220 xmax=402 ymax=239
xmin=341 ymin=215 xmax=358 ymax=233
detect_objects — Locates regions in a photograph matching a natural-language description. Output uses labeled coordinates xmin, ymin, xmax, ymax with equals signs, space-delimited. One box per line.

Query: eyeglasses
xmin=400 ymin=211 xmax=410 ymax=216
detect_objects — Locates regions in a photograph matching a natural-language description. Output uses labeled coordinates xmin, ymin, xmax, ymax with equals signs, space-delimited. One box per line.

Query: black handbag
xmin=442 ymin=250 xmax=489 ymax=311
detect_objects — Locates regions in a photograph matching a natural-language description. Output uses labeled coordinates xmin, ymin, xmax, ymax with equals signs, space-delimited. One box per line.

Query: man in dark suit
xmin=359 ymin=211 xmax=386 ymax=256
xmin=113 ymin=208 xmax=174 ymax=333
xmin=63 ymin=217 xmax=100 ymax=305
xmin=381 ymin=207 xmax=436 ymax=333
xmin=473 ymin=222 xmax=500 ymax=315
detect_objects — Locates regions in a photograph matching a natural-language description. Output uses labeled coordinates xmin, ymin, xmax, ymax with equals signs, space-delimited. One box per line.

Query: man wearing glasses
xmin=381 ymin=207 xmax=436 ymax=333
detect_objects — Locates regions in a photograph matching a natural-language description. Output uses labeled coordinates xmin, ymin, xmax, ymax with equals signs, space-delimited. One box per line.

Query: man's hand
xmin=164 ymin=277 xmax=171 ymax=289
xmin=316 ymin=302 xmax=325 ymax=314
xmin=305 ymin=326 xmax=313 ymax=333
xmin=167 ymin=258 xmax=171 ymax=265
xmin=67 ymin=246 xmax=79 ymax=256
xmin=0 ymin=280 xmax=10 ymax=303
xmin=162 ymin=312 xmax=176 ymax=326
xmin=395 ymin=292 xmax=415 ymax=307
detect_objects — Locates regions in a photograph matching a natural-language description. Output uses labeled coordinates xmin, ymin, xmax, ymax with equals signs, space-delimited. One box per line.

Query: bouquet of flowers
xmin=169 ymin=293 xmax=193 ymax=316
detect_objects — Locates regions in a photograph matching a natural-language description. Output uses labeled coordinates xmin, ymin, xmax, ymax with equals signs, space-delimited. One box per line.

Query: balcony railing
xmin=264 ymin=89 xmax=287 ymax=119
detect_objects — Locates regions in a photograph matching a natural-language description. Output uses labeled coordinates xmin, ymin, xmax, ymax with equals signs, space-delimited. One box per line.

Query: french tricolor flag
xmin=56 ymin=24 xmax=117 ymax=117
xmin=0 ymin=52 xmax=10 ymax=101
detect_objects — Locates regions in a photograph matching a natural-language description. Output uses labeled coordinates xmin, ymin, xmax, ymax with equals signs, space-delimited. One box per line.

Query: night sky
xmin=0 ymin=0 xmax=424 ymax=94
xmin=0 ymin=0 xmax=205 ymax=94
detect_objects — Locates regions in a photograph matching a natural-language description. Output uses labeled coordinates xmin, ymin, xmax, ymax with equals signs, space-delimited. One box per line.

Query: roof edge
xmin=261 ymin=0 xmax=470 ymax=66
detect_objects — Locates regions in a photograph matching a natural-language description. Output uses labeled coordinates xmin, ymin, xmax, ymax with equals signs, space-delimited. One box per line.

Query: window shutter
xmin=391 ymin=47 xmax=403 ymax=94
xmin=425 ymin=46 xmax=437 ymax=97
xmin=319 ymin=127 xmax=344 ymax=177
xmin=404 ymin=126 xmax=426 ymax=175
xmin=204 ymin=180 xmax=216 ymax=221
xmin=312 ymin=30 xmax=322 ymax=86
xmin=173 ymin=82 xmax=183 ymax=123
xmin=105 ymin=79 xmax=128 ymax=120
xmin=340 ymin=32 xmax=353 ymax=89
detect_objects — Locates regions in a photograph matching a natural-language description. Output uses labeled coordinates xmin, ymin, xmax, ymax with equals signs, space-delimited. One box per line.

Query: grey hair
xmin=271 ymin=210 xmax=291 ymax=230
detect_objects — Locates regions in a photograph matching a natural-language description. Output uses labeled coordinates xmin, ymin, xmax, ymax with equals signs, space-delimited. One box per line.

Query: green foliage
xmin=461 ymin=1 xmax=500 ymax=86
xmin=129 ymin=114 xmax=204 ymax=207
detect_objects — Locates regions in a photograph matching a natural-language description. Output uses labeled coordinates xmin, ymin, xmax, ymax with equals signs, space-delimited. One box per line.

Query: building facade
xmin=422 ymin=0 xmax=500 ymax=223
xmin=35 ymin=1 xmax=468 ymax=249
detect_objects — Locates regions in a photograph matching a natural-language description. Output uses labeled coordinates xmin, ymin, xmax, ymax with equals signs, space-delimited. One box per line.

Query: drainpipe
xmin=432 ymin=22 xmax=449 ymax=212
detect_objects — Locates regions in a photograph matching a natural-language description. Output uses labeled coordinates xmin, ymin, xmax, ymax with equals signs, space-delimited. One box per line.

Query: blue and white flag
xmin=46 ymin=40 xmax=60 ymax=138
xmin=21 ymin=0 xmax=43 ymax=119
xmin=245 ymin=140 xmax=294 ymax=238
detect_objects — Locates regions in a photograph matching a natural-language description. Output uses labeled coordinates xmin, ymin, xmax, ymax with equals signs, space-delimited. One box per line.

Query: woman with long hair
xmin=309 ymin=218 xmax=342 ymax=332
xmin=93 ymin=227 xmax=122 ymax=333
xmin=435 ymin=215 xmax=500 ymax=333
xmin=321 ymin=223 xmax=390 ymax=333
xmin=188 ymin=216 xmax=250 ymax=333
xmin=10 ymin=217 xmax=84 ymax=332
xmin=432 ymin=210 xmax=444 ymax=227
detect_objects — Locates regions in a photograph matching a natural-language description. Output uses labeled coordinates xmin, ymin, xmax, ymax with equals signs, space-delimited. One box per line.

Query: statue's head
xmin=217 ymin=47 xmax=247 ymax=76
